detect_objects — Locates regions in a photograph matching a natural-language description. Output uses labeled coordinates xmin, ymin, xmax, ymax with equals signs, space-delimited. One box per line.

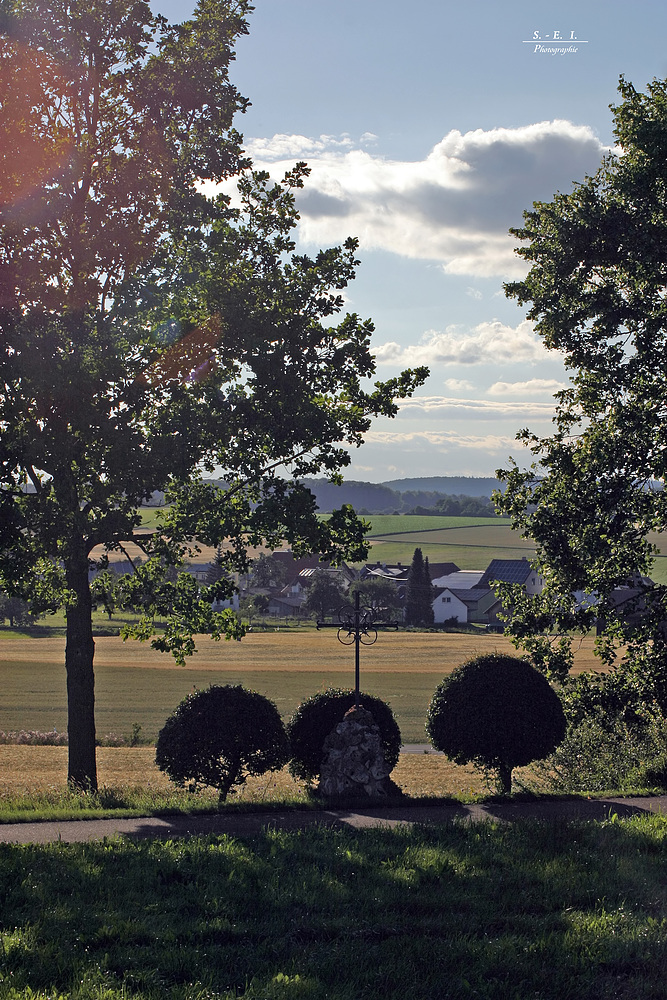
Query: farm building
xmin=475 ymin=557 xmax=544 ymax=596
xmin=432 ymin=587 xmax=502 ymax=625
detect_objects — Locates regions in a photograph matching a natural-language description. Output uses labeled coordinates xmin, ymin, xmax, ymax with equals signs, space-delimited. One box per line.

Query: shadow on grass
xmin=2 ymin=784 xmax=667 ymax=830
xmin=2 ymin=816 xmax=667 ymax=999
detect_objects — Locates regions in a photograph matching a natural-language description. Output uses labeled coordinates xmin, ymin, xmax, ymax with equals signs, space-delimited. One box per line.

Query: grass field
xmin=0 ymin=631 xmax=603 ymax=745
xmin=365 ymin=515 xmax=667 ymax=583
xmin=358 ymin=515 xmax=538 ymax=569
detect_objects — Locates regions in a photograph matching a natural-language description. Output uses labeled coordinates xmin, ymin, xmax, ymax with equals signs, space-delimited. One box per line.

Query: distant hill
xmin=381 ymin=477 xmax=503 ymax=496
xmin=301 ymin=477 xmax=504 ymax=514
xmin=301 ymin=479 xmax=403 ymax=514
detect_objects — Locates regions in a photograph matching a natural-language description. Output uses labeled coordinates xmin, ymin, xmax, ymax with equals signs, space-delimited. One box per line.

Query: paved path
xmin=1 ymin=796 xmax=666 ymax=844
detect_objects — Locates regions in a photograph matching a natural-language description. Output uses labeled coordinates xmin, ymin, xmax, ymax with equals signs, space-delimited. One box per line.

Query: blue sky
xmin=157 ymin=0 xmax=667 ymax=481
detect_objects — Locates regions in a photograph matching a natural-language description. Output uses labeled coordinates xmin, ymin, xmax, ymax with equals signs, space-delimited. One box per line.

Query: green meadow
xmin=0 ymin=631 xmax=601 ymax=746
xmin=364 ymin=516 xmax=534 ymax=570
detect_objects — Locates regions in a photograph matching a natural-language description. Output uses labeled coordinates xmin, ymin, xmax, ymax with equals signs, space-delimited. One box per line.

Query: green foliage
xmin=433 ymin=494 xmax=499 ymax=517
xmin=532 ymin=650 xmax=667 ymax=793
xmin=404 ymin=547 xmax=434 ymax=627
xmin=532 ymin=708 xmax=667 ymax=793
xmin=301 ymin=570 xmax=346 ymax=620
xmin=155 ymin=684 xmax=289 ymax=801
xmin=426 ymin=654 xmax=566 ymax=794
xmin=494 ymin=583 xmax=581 ymax=683
xmin=238 ymin=593 xmax=268 ymax=622
xmin=287 ymin=688 xmax=401 ymax=782
xmin=250 ymin=552 xmax=288 ymax=589
xmin=496 ymin=76 xmax=667 ymax=665
xmin=0 ymin=591 xmax=38 ymax=628
xmin=348 ymin=576 xmax=402 ymax=622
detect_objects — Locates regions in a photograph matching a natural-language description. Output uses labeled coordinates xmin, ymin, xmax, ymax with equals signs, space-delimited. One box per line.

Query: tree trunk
xmin=496 ymin=763 xmax=512 ymax=796
xmin=65 ymin=547 xmax=97 ymax=790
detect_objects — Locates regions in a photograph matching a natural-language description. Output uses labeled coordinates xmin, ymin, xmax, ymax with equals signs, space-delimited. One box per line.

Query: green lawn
xmin=1 ymin=817 xmax=667 ymax=999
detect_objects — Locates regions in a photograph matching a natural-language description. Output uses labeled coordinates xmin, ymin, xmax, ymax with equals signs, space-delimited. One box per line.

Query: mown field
xmin=365 ymin=514 xmax=667 ymax=583
xmin=365 ymin=516 xmax=536 ymax=570
xmin=0 ymin=631 xmax=602 ymax=746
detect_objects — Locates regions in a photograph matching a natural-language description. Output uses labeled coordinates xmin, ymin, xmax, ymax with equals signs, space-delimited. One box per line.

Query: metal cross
xmin=317 ymin=590 xmax=399 ymax=707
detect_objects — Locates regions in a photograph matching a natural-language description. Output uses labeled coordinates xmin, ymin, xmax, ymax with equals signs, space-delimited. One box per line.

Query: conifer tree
xmin=405 ymin=547 xmax=434 ymax=626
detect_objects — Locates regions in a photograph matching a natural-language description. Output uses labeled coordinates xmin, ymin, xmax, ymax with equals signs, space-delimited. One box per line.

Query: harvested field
xmin=0 ymin=745 xmax=499 ymax=799
xmin=0 ymin=629 xmax=600 ymax=672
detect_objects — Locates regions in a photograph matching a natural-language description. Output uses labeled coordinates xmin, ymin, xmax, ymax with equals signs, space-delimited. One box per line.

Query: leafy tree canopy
xmin=302 ymin=570 xmax=347 ymax=621
xmin=0 ymin=0 xmax=428 ymax=788
xmin=496 ymin=75 xmax=667 ymax=679
xmin=348 ymin=576 xmax=402 ymax=622
xmin=156 ymin=684 xmax=288 ymax=801
xmin=287 ymin=687 xmax=401 ymax=783
xmin=250 ymin=552 xmax=288 ymax=589
xmin=426 ymin=654 xmax=566 ymax=794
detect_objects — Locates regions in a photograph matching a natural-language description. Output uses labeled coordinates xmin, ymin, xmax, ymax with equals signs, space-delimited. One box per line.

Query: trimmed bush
xmin=156 ymin=684 xmax=289 ymax=801
xmin=287 ymin=688 xmax=401 ymax=783
xmin=426 ymin=653 xmax=566 ymax=794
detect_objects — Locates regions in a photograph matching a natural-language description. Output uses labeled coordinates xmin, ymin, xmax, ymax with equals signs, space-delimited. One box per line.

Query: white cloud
xmin=488 ymin=378 xmax=567 ymax=396
xmin=443 ymin=378 xmax=475 ymax=391
xmin=240 ymin=122 xmax=608 ymax=277
xmin=243 ymin=133 xmax=355 ymax=159
xmin=466 ymin=287 xmax=483 ymax=300
xmin=395 ymin=395 xmax=556 ymax=420
xmin=362 ymin=429 xmax=526 ymax=451
xmin=373 ymin=319 xmax=553 ymax=366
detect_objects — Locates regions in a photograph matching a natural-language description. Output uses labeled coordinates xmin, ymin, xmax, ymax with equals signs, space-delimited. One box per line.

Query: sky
xmin=157 ymin=0 xmax=667 ymax=481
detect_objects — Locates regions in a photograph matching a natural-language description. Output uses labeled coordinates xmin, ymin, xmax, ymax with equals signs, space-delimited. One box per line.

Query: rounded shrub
xmin=287 ymin=688 xmax=401 ymax=783
xmin=426 ymin=653 xmax=566 ymax=794
xmin=156 ymin=684 xmax=289 ymax=801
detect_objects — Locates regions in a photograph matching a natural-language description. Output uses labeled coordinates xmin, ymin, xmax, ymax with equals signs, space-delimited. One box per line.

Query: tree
xmin=301 ymin=570 xmax=346 ymax=620
xmin=426 ymin=654 xmax=566 ymax=794
xmin=155 ymin=684 xmax=289 ymax=802
xmin=238 ymin=592 xmax=268 ymax=623
xmin=404 ymin=547 xmax=434 ymax=626
xmin=250 ymin=552 xmax=288 ymax=590
xmin=0 ymin=1 xmax=428 ymax=789
xmin=348 ymin=576 xmax=402 ymax=622
xmin=0 ymin=590 xmax=36 ymax=628
xmin=205 ymin=544 xmax=227 ymax=587
xmin=495 ymin=76 xmax=667 ymax=683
